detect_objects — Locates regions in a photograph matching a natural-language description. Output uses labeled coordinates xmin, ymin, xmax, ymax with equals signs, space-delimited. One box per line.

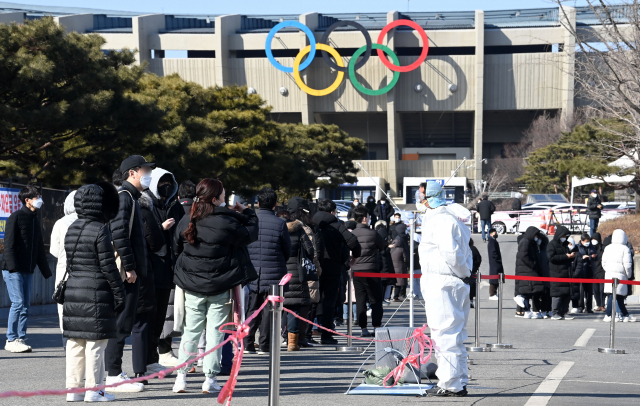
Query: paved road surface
xmin=1 ymin=235 xmax=639 ymax=405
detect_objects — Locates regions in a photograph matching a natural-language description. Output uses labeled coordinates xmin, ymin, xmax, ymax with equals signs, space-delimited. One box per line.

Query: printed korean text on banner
xmin=0 ymin=188 xmax=23 ymax=239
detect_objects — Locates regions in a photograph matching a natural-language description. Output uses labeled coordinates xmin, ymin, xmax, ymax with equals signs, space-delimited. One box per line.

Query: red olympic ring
xmin=376 ymin=19 xmax=429 ymax=73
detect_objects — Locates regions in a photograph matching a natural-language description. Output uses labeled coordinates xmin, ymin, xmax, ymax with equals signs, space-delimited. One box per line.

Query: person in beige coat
xmin=602 ymin=229 xmax=636 ymax=322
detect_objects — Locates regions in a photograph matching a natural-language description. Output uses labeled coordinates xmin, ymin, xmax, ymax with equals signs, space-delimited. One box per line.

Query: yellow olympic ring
xmin=293 ymin=44 xmax=344 ymax=97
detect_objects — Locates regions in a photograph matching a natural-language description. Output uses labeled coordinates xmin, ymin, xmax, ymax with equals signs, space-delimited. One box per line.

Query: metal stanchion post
xmin=598 ymin=278 xmax=625 ymax=354
xmin=268 ymin=284 xmax=284 ymax=406
xmin=338 ymin=269 xmax=364 ymax=352
xmin=409 ymin=214 xmax=416 ymax=328
xmin=467 ymin=273 xmax=491 ymax=352
xmin=487 ymin=273 xmax=512 ymax=349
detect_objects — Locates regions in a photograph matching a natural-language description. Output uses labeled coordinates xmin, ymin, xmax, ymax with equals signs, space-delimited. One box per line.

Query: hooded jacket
xmin=515 ymin=226 xmax=543 ymax=295
xmin=248 ymin=209 xmax=292 ymax=293
xmin=574 ymin=241 xmax=597 ymax=278
xmin=174 ymin=206 xmax=259 ymax=296
xmin=365 ymin=198 xmax=378 ymax=225
xmin=487 ymin=235 xmax=504 ymax=285
xmin=283 ymin=220 xmax=314 ymax=306
xmin=602 ymin=229 xmax=634 ymax=296
xmin=1 ymin=204 xmax=52 ymax=278
xmin=546 ymin=226 xmax=573 ymax=297
xmin=312 ymin=210 xmax=362 ymax=274
xmin=391 ymin=226 xmax=409 ymax=287
xmin=50 ymin=191 xmax=78 ymax=331
xmin=587 ymin=194 xmax=602 ymax=219
xmin=63 ymin=184 xmax=125 ymax=340
xmin=109 ymin=180 xmax=147 ymax=277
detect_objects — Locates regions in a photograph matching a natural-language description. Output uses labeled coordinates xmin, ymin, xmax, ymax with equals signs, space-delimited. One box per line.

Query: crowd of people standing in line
xmin=1 ymin=154 xmax=414 ymax=401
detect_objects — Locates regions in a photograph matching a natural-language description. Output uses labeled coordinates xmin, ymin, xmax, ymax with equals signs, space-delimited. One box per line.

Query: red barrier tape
xmin=354 ymin=272 xmax=640 ymax=285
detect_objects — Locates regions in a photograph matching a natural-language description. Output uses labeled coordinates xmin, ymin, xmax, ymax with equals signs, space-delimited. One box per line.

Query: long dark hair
xmin=290 ymin=209 xmax=314 ymax=227
xmin=183 ymin=178 xmax=224 ymax=245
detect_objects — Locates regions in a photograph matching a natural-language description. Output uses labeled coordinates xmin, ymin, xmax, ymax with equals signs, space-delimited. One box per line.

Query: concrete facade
xmin=1 ymin=6 xmax=591 ymax=198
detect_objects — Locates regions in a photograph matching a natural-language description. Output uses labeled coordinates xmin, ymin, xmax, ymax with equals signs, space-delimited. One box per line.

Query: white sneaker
xmin=173 ymin=373 xmax=187 ymax=393
xmin=513 ymin=296 xmax=526 ymax=308
xmin=570 ymin=308 xmax=579 ymax=314
xmin=524 ymin=311 xmax=534 ymax=319
xmin=105 ymin=372 xmax=144 ymax=393
xmin=5 ymin=338 xmax=32 ymax=353
xmin=202 ymin=377 xmax=222 ymax=394
xmin=489 ymin=295 xmax=499 ymax=301
xmin=84 ymin=390 xmax=115 ymax=402
xmin=623 ymin=316 xmax=637 ymax=322
xmin=159 ymin=351 xmax=180 ymax=367
xmin=66 ymin=392 xmax=84 ymax=402
xmin=603 ymin=315 xmax=612 ymax=322
xmin=534 ymin=312 xmax=543 ymax=319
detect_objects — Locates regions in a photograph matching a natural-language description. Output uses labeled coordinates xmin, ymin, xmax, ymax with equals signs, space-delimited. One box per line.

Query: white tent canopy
xmin=570 ymin=174 xmax=634 ymax=205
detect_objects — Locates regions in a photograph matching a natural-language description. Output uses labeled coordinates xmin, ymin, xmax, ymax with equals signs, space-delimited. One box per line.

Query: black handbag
xmin=52 ymin=230 xmax=82 ymax=305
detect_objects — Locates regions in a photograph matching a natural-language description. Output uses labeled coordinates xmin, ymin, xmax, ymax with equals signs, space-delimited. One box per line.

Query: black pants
xmin=148 ymin=287 xmax=171 ymax=364
xmin=393 ymin=286 xmax=407 ymax=299
xmin=594 ymin=283 xmax=605 ymax=308
xmin=469 ymin=282 xmax=477 ymax=301
xmin=353 ymin=276 xmax=383 ymax=329
xmin=489 ymin=284 xmax=498 ymax=297
xmin=552 ymin=295 xmax=570 ymax=317
xmin=335 ymin=271 xmax=347 ymax=322
xmin=132 ymin=311 xmax=153 ymax=374
xmin=305 ymin=303 xmax=317 ymax=340
xmin=105 ymin=279 xmax=139 ymax=377
xmin=319 ymin=267 xmax=341 ymax=339
xmin=572 ymin=283 xmax=593 ymax=312
xmin=244 ymin=290 xmax=271 ymax=351
xmin=539 ymin=287 xmax=552 ymax=313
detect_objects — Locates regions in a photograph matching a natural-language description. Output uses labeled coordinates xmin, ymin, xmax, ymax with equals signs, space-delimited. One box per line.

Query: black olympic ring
xmin=320 ymin=21 xmax=372 ymax=73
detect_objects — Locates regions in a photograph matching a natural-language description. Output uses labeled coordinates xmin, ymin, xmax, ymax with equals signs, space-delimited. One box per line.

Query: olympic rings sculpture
xmin=265 ymin=19 xmax=430 ymax=97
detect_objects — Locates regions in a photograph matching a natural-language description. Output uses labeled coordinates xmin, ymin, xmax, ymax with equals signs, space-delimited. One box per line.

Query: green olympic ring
xmin=348 ymin=44 xmax=400 ymax=96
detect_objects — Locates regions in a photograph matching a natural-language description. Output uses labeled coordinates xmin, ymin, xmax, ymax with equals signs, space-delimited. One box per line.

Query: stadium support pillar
xmin=133 ymin=14 xmax=165 ymax=66
xmin=54 ymin=14 xmax=93 ymax=34
xmin=560 ymin=6 xmax=576 ymax=125
xmin=214 ymin=14 xmax=242 ymax=87
xmin=299 ymin=12 xmax=319 ymax=125
xmin=473 ymin=10 xmax=485 ymax=185
xmin=386 ymin=11 xmax=400 ymax=197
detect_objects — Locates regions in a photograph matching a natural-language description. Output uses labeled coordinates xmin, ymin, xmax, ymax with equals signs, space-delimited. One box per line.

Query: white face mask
xmin=381 ymin=201 xmax=386 ymax=205
xmin=219 ymin=202 xmax=226 ymax=207
xmin=139 ymin=174 xmax=152 ymax=190
xmin=568 ymin=244 xmax=575 ymax=250
xmin=32 ymin=198 xmax=43 ymax=209
xmin=591 ymin=194 xmax=597 ymax=198
xmin=592 ymin=240 xmax=598 ymax=246
xmin=560 ymin=237 xmax=567 ymax=243
xmin=583 ymin=242 xmax=590 ymax=247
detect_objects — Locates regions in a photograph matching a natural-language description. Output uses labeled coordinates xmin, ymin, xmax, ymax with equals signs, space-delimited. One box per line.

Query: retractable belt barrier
xmin=353 ymin=272 xmax=640 ymax=286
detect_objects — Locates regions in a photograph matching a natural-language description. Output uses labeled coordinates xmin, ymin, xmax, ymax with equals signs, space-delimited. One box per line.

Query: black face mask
xmin=158 ymin=184 xmax=173 ymax=198
xmin=492 ymin=234 xmax=498 ymax=240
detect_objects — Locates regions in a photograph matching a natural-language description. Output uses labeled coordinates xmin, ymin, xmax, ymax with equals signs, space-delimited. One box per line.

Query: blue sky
xmin=11 ymin=0 xmax=591 ymax=15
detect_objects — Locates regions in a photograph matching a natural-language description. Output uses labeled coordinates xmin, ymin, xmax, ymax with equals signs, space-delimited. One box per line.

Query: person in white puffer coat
xmin=49 ymin=191 xmax=77 ymax=345
xmin=601 ymin=229 xmax=636 ymax=322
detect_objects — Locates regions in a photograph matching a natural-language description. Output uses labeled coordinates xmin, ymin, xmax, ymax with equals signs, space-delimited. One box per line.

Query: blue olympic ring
xmin=265 ymin=21 xmax=316 ymax=73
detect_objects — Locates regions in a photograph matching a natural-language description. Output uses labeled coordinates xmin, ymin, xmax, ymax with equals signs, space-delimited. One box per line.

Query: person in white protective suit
xmin=419 ymin=181 xmax=472 ymax=397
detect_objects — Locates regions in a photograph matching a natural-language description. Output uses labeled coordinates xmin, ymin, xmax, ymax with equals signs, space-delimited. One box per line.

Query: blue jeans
xmin=2 ymin=271 xmax=33 ymax=341
xmin=590 ymin=218 xmax=599 ymax=236
xmin=606 ymin=294 xmax=629 ymax=317
xmin=480 ymin=219 xmax=490 ymax=240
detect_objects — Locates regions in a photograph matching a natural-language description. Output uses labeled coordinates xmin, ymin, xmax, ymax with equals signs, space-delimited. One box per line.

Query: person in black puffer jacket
xmin=350 ymin=205 xmax=386 ymax=337
xmin=546 ymin=226 xmax=575 ymax=319
xmin=63 ymin=182 xmax=125 ymax=399
xmin=245 ymin=188 xmax=292 ymax=353
xmin=365 ymin=196 xmax=378 ymax=226
xmin=572 ymin=233 xmax=598 ymax=314
xmin=536 ymin=233 xmax=552 ymax=318
xmin=375 ymin=222 xmax=394 ymax=301
xmin=468 ymin=239 xmax=482 ymax=307
xmin=178 ymin=180 xmax=196 ymax=216
xmin=591 ymin=233 xmax=606 ymax=311
xmin=172 ymin=178 xmax=258 ymax=392
xmin=276 ymin=210 xmax=314 ymax=351
xmin=312 ymin=199 xmax=361 ymax=344
xmin=141 ymin=168 xmax=185 ymax=372
xmin=515 ymin=226 xmax=544 ymax=317
xmin=373 ymin=198 xmax=394 ymax=229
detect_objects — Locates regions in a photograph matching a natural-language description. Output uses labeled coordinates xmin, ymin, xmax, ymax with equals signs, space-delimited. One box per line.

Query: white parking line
xmin=573 ymin=328 xmax=596 ymax=347
xmin=524 ymin=361 xmax=574 ymax=406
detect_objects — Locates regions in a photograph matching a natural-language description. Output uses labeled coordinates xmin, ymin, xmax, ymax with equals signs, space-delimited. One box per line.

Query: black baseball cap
xmin=120 ymin=155 xmax=155 ymax=175
xmin=287 ymin=196 xmax=309 ymax=213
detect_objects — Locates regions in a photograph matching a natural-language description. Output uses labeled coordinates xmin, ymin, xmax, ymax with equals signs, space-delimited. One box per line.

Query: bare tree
xmin=555 ymin=0 xmax=640 ymax=208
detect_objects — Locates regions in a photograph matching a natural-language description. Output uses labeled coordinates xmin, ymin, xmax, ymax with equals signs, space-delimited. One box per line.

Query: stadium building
xmin=1 ymin=3 xmax=602 ymax=203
